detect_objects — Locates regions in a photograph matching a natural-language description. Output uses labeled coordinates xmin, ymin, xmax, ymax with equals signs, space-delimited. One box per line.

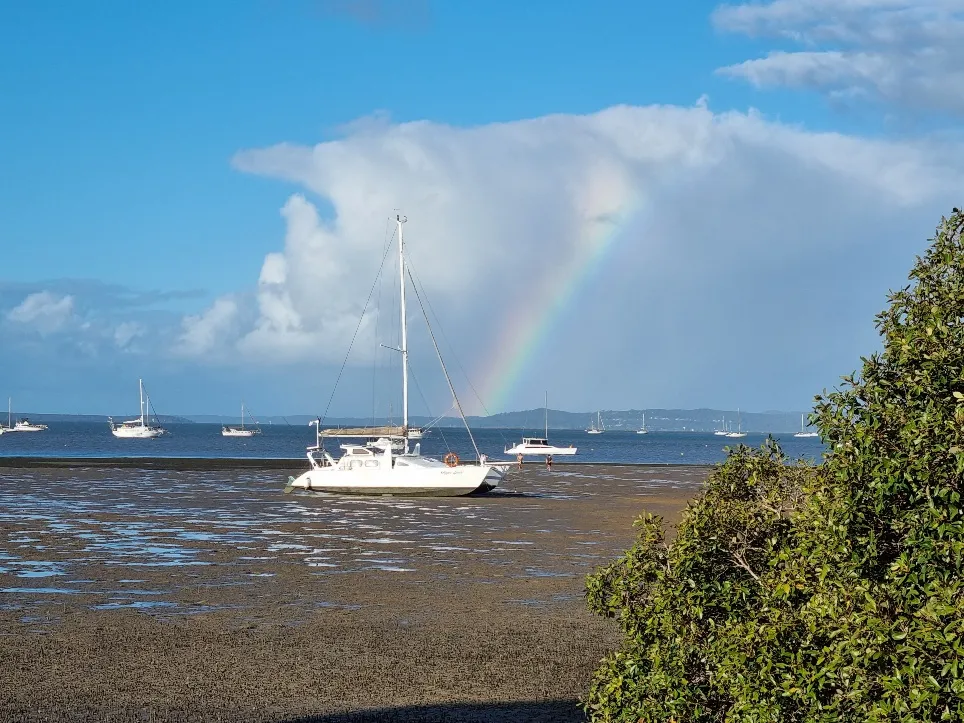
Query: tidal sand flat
xmin=0 ymin=462 xmax=706 ymax=722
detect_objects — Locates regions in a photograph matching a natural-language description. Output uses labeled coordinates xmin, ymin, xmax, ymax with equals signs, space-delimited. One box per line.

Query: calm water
xmin=0 ymin=422 xmax=826 ymax=465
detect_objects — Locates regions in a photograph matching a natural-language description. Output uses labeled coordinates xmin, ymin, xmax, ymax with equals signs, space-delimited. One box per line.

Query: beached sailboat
xmin=636 ymin=411 xmax=648 ymax=434
xmin=505 ymin=392 xmax=577 ymax=456
xmin=793 ymin=413 xmax=819 ymax=438
xmin=725 ymin=408 xmax=747 ymax=438
xmin=586 ymin=411 xmax=604 ymax=434
xmin=109 ymin=379 xmax=166 ymax=438
xmin=285 ymin=214 xmax=508 ymax=497
xmin=222 ymin=402 xmax=261 ymax=437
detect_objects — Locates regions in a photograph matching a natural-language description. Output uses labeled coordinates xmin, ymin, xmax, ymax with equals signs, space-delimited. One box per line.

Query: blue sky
xmin=2 ymin=1 xmax=962 ymax=416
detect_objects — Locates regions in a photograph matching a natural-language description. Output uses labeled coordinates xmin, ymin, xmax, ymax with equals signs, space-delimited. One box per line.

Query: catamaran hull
xmin=289 ymin=465 xmax=498 ymax=497
xmin=11 ymin=426 xmax=46 ymax=432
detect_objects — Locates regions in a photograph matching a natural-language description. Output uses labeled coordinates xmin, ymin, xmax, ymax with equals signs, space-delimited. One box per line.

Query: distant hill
xmin=187 ymin=408 xmax=814 ymax=434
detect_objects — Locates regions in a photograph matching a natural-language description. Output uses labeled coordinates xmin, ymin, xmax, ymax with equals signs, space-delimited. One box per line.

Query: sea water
xmin=0 ymin=422 xmax=825 ymax=465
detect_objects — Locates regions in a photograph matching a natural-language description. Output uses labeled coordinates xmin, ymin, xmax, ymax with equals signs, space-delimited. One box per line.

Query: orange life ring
xmin=443 ymin=452 xmax=459 ymax=468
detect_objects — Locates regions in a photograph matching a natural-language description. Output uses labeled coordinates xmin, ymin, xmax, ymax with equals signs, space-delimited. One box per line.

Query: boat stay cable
xmin=406 ymin=260 xmax=510 ymax=449
xmin=408 ymin=268 xmax=481 ymax=461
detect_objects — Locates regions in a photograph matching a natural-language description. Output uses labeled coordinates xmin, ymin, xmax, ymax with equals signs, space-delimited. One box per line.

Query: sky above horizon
xmin=2 ymin=0 xmax=963 ymax=417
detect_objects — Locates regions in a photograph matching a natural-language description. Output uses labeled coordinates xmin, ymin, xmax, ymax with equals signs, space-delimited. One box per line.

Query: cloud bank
xmin=714 ymin=0 xmax=964 ymax=116
xmin=147 ymin=101 xmax=963 ymax=411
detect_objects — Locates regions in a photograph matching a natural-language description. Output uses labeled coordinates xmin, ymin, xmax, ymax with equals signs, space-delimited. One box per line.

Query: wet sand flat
xmin=0 ymin=462 xmax=707 ymax=722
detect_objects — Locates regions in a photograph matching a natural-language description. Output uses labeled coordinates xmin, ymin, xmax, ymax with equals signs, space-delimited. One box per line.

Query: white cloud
xmin=113 ymin=321 xmax=144 ymax=349
xmin=174 ymin=297 xmax=240 ymax=358
xmin=713 ymin=0 xmax=964 ymax=116
xmin=158 ymin=102 xmax=964 ymax=412
xmin=6 ymin=291 xmax=75 ymax=334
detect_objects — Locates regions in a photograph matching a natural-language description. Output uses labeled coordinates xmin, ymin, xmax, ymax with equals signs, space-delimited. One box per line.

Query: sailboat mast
xmin=545 ymin=391 xmax=548 ymax=438
xmin=397 ymin=214 xmax=409 ymax=439
xmin=138 ymin=379 xmax=144 ymax=427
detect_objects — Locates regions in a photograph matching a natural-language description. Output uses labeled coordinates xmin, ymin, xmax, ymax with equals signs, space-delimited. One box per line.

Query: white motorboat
xmin=586 ymin=411 xmax=604 ymax=434
xmin=109 ymin=379 xmax=166 ymax=438
xmin=12 ymin=419 xmax=48 ymax=432
xmin=505 ymin=392 xmax=577 ymax=456
xmin=793 ymin=413 xmax=819 ymax=438
xmin=222 ymin=402 xmax=261 ymax=437
xmin=286 ymin=214 xmax=508 ymax=497
xmin=636 ymin=411 xmax=648 ymax=434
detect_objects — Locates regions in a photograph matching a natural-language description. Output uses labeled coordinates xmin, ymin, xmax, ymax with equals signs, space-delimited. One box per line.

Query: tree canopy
xmin=585 ymin=208 xmax=964 ymax=722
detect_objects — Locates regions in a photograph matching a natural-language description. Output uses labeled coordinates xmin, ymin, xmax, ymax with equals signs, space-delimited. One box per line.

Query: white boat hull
xmin=111 ymin=425 xmax=165 ymax=439
xmin=12 ymin=426 xmax=46 ymax=432
xmin=290 ymin=461 xmax=497 ymax=497
xmin=793 ymin=432 xmax=819 ymax=438
xmin=504 ymin=443 xmax=577 ymax=456
xmin=222 ymin=428 xmax=259 ymax=437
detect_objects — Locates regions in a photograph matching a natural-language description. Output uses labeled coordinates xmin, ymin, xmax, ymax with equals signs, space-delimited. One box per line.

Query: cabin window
xmin=364 ymin=460 xmax=379 ymax=468
xmin=350 ymin=460 xmax=363 ymax=470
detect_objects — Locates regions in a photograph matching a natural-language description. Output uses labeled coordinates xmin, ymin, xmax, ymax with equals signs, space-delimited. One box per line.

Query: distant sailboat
xmin=222 ymin=402 xmax=261 ymax=437
xmin=586 ymin=411 xmax=604 ymax=434
xmin=714 ymin=414 xmax=730 ymax=436
xmin=109 ymin=379 xmax=166 ymax=438
xmin=636 ymin=411 xmax=648 ymax=434
xmin=793 ymin=413 xmax=819 ymax=438
xmin=2 ymin=397 xmax=48 ymax=432
xmin=505 ymin=392 xmax=578 ymax=456
xmin=725 ymin=408 xmax=747 ymax=438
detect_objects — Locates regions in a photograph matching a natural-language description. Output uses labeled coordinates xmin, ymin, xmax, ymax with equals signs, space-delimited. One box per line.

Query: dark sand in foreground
xmin=0 ymin=462 xmax=707 ymax=722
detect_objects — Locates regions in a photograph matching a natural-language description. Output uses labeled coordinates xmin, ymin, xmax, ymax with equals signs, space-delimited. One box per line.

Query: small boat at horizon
xmin=505 ymin=392 xmax=578 ymax=456
xmin=793 ymin=412 xmax=819 ymax=438
xmin=222 ymin=402 xmax=261 ymax=437
xmin=109 ymin=379 xmax=166 ymax=439
xmin=636 ymin=411 xmax=648 ymax=434
xmin=725 ymin=408 xmax=747 ymax=438
xmin=3 ymin=397 xmax=48 ymax=432
xmin=586 ymin=411 xmax=604 ymax=434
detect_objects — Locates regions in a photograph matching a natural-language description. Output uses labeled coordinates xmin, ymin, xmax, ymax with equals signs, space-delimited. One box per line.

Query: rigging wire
xmin=407 ymin=364 xmax=455 ymax=453
xmin=407 ymin=268 xmax=482 ymax=461
xmin=406 ymin=259 xmax=510 ymax=448
xmin=318 ymin=225 xmax=398 ymax=429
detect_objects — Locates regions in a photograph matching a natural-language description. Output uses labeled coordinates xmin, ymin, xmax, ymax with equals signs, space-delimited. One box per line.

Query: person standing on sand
xmin=517 ymin=452 xmax=524 ymax=469
xmin=546 ymin=455 xmax=553 ymax=470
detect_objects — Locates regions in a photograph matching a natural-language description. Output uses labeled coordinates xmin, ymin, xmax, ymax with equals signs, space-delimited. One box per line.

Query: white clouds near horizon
xmin=6 ymin=291 xmax=76 ymax=335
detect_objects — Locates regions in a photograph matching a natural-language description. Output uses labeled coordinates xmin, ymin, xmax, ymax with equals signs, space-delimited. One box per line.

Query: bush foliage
xmin=585 ymin=209 xmax=964 ymax=722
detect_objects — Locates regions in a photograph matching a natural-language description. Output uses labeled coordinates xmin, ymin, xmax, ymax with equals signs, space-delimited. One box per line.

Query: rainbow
xmin=477 ymin=194 xmax=645 ymax=413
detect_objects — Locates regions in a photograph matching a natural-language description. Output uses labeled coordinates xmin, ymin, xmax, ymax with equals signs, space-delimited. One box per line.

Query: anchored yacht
xmin=505 ymin=392 xmax=577 ymax=456
xmin=222 ymin=402 xmax=261 ymax=437
xmin=109 ymin=379 xmax=166 ymax=438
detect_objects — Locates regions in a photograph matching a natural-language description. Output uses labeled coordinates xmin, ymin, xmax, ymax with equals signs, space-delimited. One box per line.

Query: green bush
xmin=585 ymin=209 xmax=964 ymax=722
